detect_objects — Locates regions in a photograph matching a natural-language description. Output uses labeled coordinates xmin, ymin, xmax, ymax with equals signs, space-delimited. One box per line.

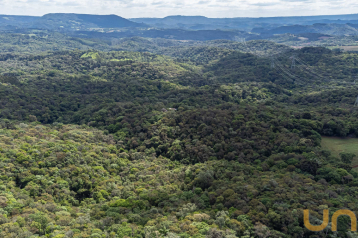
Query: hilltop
xmin=0 ymin=13 xmax=146 ymax=30
xmin=34 ymin=13 xmax=147 ymax=30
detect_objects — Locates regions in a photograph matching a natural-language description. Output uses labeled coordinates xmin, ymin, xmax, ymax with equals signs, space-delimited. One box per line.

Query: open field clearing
xmin=321 ymin=136 xmax=358 ymax=166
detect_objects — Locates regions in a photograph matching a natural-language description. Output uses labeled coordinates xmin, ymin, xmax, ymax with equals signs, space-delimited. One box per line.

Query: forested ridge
xmin=0 ymin=38 xmax=358 ymax=238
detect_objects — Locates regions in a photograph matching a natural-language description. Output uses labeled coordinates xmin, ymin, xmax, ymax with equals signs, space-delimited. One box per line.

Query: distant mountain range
xmin=2 ymin=13 xmax=358 ymax=41
xmin=2 ymin=13 xmax=358 ymax=31
xmin=38 ymin=13 xmax=147 ymax=29
xmin=0 ymin=13 xmax=146 ymax=30
xmin=0 ymin=15 xmax=39 ymax=25
xmin=254 ymin=23 xmax=358 ymax=36
xmin=131 ymin=14 xmax=358 ymax=31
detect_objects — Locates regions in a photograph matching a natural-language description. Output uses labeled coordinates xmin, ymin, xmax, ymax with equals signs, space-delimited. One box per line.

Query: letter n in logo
xmin=331 ymin=210 xmax=357 ymax=232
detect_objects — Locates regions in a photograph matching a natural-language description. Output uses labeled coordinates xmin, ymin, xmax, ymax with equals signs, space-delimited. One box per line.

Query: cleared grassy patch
xmin=328 ymin=45 xmax=358 ymax=52
xmin=321 ymin=136 xmax=358 ymax=166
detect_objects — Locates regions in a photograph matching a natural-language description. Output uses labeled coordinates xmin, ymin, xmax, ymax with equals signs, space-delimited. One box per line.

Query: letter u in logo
xmin=331 ymin=210 xmax=357 ymax=232
xmin=304 ymin=209 xmax=329 ymax=231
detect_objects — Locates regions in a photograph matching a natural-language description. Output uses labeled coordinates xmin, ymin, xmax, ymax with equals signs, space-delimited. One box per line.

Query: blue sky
xmin=0 ymin=0 xmax=357 ymax=18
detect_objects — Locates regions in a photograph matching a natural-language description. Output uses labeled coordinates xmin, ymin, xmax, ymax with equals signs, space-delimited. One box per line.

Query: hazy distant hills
xmin=0 ymin=13 xmax=146 ymax=30
xmin=254 ymin=23 xmax=358 ymax=36
xmin=3 ymin=13 xmax=358 ymax=42
xmin=0 ymin=13 xmax=253 ymax=41
xmin=130 ymin=14 xmax=358 ymax=31
xmin=3 ymin=13 xmax=358 ymax=32
xmin=68 ymin=29 xmax=251 ymax=41
xmin=36 ymin=13 xmax=147 ymax=29
xmin=0 ymin=15 xmax=39 ymax=27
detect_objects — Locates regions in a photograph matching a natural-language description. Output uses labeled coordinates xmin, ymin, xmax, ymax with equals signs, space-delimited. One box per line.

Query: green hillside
xmin=0 ymin=41 xmax=357 ymax=237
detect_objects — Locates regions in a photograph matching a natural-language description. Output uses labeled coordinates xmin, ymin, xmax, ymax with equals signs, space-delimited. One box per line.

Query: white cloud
xmin=0 ymin=0 xmax=357 ymax=18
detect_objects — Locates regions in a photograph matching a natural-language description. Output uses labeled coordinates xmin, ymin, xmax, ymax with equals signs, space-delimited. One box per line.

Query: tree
xmin=340 ymin=153 xmax=356 ymax=164
xmin=254 ymin=223 xmax=271 ymax=238
xmin=29 ymin=212 xmax=49 ymax=235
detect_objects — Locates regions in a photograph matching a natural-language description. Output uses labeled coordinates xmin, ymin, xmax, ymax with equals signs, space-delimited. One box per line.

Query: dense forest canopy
xmin=0 ymin=28 xmax=358 ymax=238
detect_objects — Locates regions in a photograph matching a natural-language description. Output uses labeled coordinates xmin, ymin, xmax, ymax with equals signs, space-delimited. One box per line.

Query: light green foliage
xmin=81 ymin=52 xmax=100 ymax=59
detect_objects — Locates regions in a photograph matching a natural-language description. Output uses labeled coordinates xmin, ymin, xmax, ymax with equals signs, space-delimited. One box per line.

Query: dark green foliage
xmin=340 ymin=152 xmax=356 ymax=164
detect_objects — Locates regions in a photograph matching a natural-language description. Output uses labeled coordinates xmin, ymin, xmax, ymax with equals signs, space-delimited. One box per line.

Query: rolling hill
xmin=33 ymin=13 xmax=147 ymax=30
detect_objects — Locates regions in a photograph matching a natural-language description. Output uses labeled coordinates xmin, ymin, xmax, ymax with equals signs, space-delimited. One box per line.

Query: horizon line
xmin=1 ymin=12 xmax=358 ymax=19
